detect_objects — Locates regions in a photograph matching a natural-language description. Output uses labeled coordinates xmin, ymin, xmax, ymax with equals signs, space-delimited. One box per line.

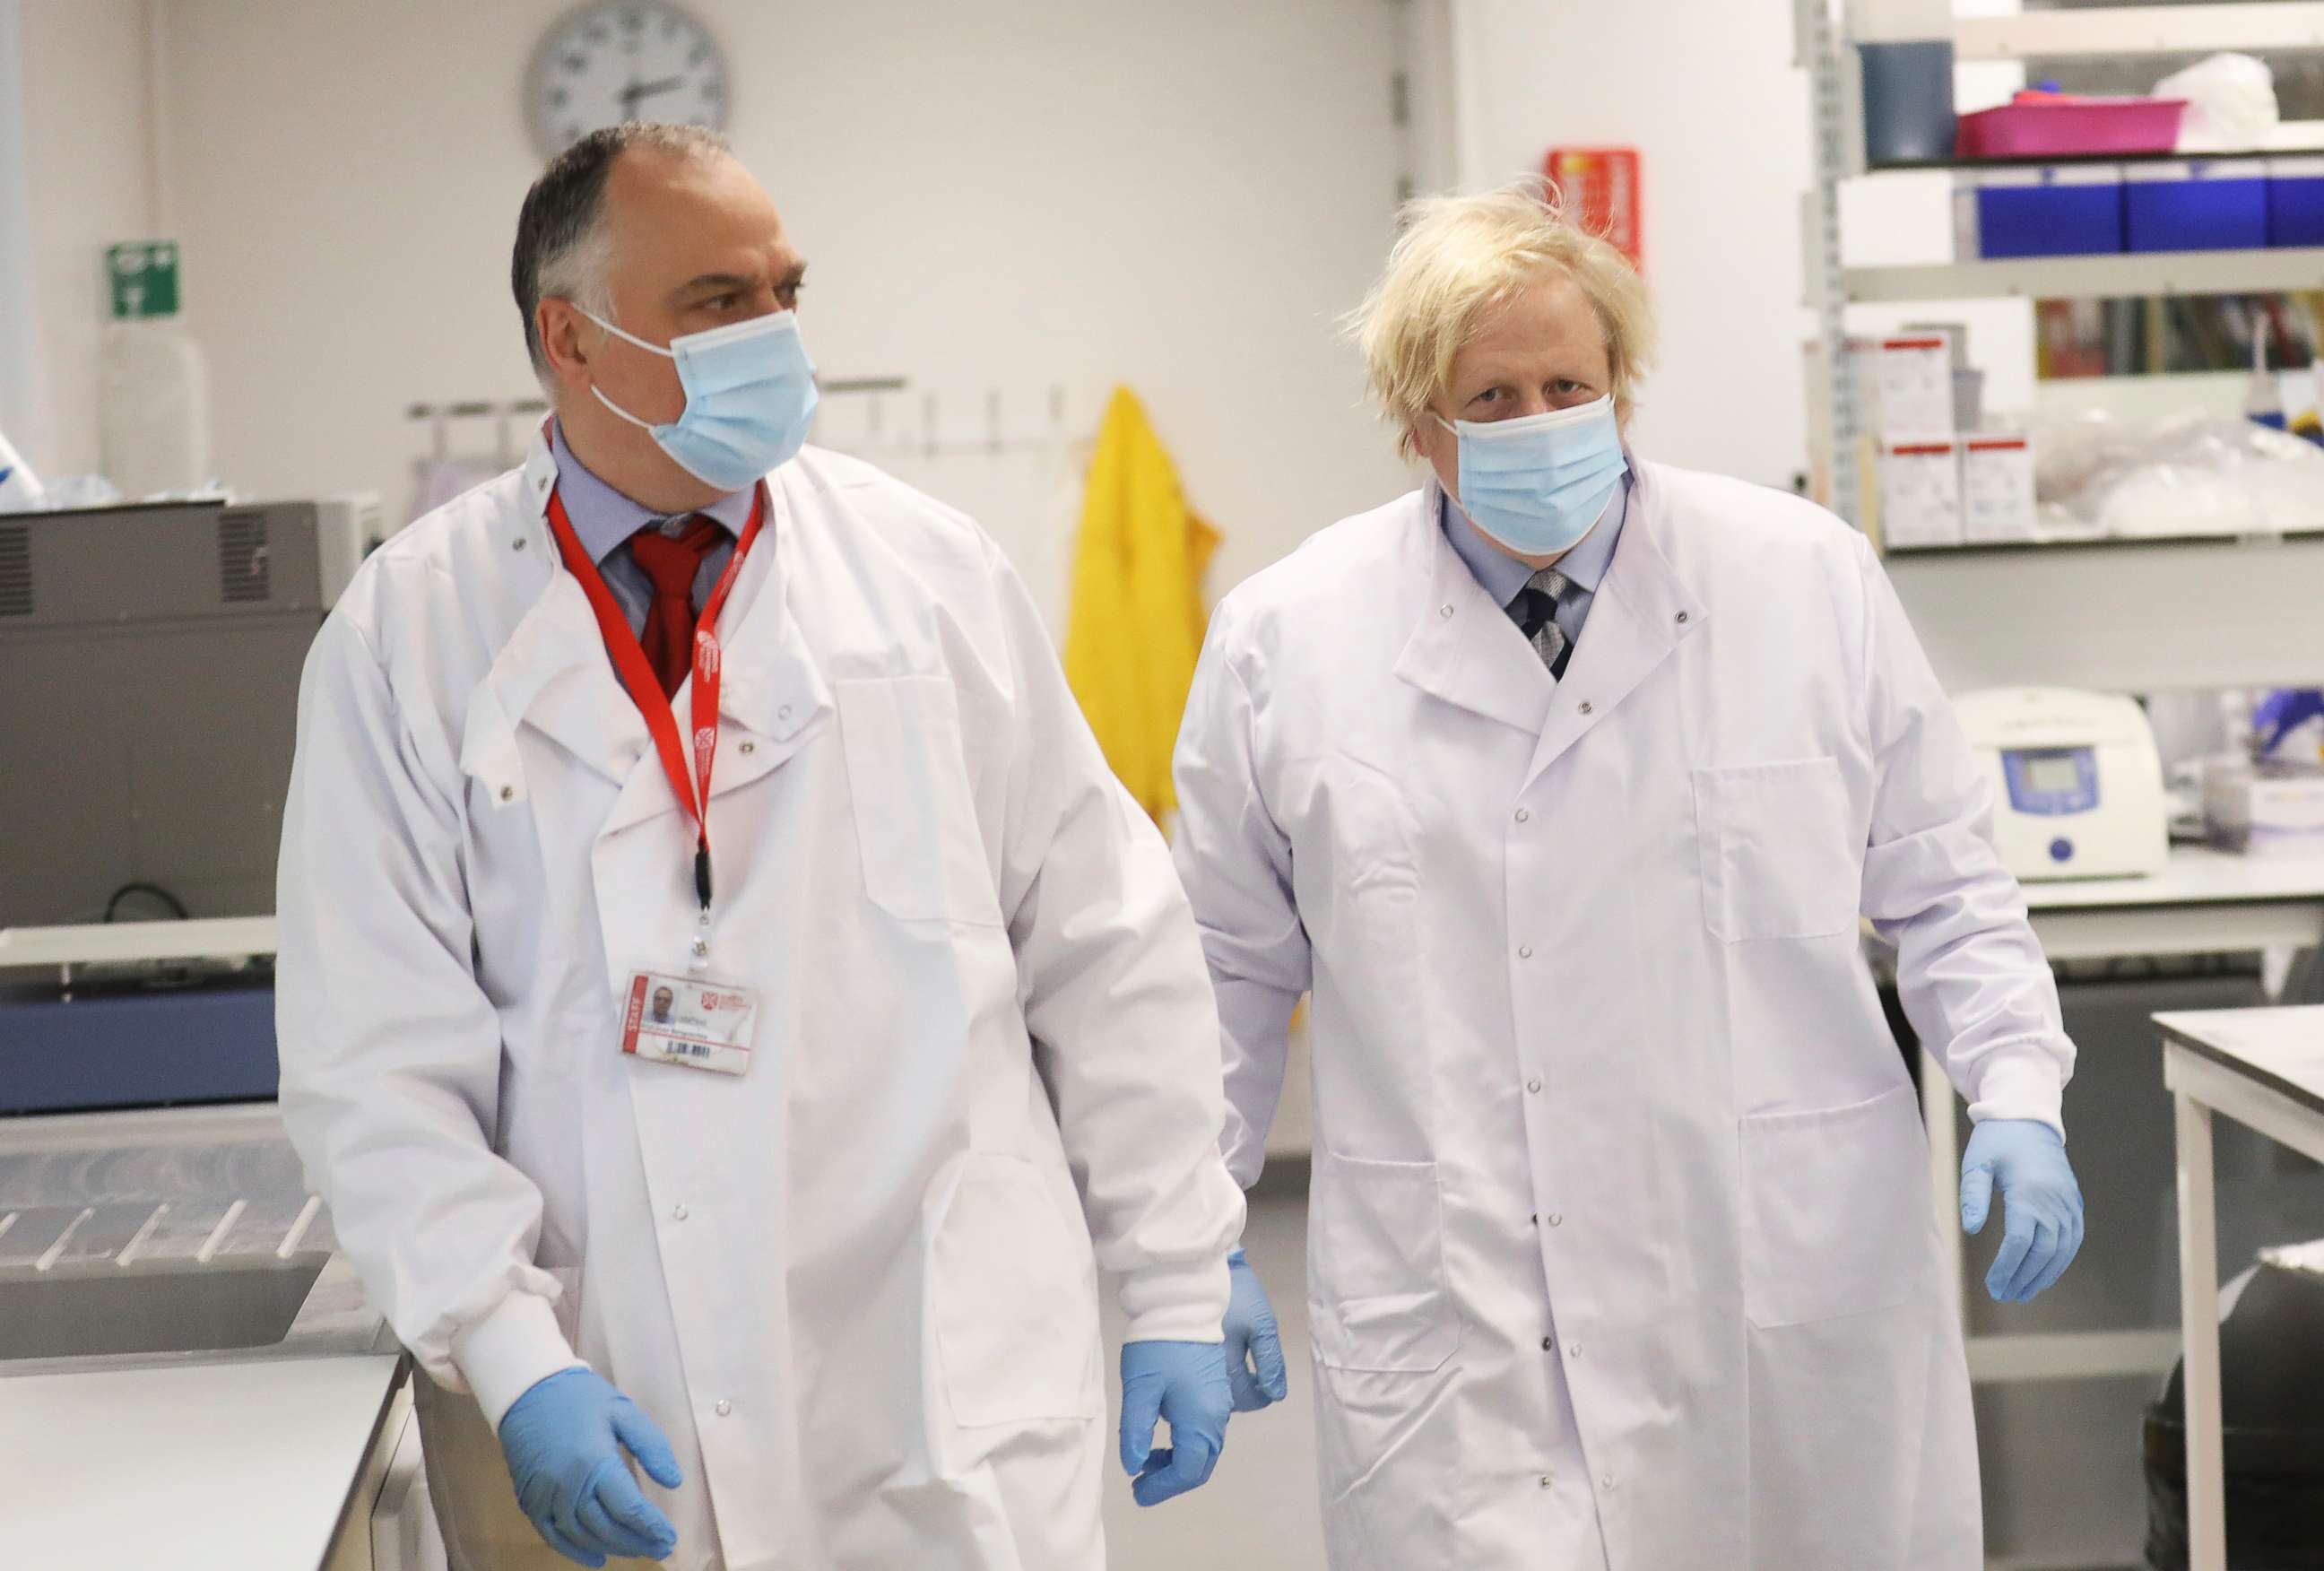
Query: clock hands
xmin=619 ymin=75 xmax=687 ymax=116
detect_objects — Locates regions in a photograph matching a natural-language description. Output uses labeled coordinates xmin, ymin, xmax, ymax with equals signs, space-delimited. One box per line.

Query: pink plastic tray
xmin=1955 ymin=98 xmax=2186 ymax=160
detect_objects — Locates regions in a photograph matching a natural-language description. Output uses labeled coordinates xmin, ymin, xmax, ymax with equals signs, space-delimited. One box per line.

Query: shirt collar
xmin=549 ymin=420 xmax=755 ymax=565
xmin=1439 ymin=472 xmax=1631 ymax=608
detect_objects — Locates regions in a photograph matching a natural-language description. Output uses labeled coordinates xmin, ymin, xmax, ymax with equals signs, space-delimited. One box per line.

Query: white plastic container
xmin=100 ymin=319 xmax=212 ymax=499
xmin=2206 ymin=759 xmax=2324 ymax=855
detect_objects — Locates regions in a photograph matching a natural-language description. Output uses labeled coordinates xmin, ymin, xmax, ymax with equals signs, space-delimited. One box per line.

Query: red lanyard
xmin=543 ymin=482 xmax=767 ymax=917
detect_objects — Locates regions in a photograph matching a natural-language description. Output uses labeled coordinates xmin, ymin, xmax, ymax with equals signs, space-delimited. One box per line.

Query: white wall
xmin=0 ymin=0 xmax=41 ymax=457
xmin=1448 ymin=0 xmax=1820 ymax=490
xmin=69 ymin=0 xmax=1416 ymax=603
xmin=15 ymin=0 xmax=154 ymax=479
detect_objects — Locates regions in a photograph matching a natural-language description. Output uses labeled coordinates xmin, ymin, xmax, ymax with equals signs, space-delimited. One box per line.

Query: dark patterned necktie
xmin=1513 ymin=568 xmax=1572 ymax=679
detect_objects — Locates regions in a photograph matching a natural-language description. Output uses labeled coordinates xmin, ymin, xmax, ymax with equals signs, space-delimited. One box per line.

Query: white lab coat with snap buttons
xmin=276 ymin=428 xmax=1244 ymax=1571
xmin=1170 ymin=461 xmax=2074 ymax=1571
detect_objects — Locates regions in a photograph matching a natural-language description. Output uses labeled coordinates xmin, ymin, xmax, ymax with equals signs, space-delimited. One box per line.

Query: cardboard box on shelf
xmin=1850 ymin=331 xmax=1958 ymax=437
xmin=1960 ymin=433 xmax=2038 ymax=543
xmin=1877 ymin=437 xmax=1964 ymax=549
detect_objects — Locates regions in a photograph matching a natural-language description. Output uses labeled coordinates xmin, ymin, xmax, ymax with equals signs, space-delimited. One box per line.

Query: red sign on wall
xmin=1544 ymin=147 xmax=1643 ymax=273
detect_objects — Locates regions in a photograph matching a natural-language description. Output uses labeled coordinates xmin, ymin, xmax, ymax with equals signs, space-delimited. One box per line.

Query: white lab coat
xmin=276 ymin=430 xmax=1245 ymax=1571
xmin=1171 ymin=463 xmax=2075 ymax=1571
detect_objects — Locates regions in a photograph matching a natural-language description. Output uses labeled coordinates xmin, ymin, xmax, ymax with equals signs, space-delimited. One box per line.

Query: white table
xmin=0 ymin=1353 xmax=408 ymax=1569
xmin=2153 ymin=1005 xmax=2324 ymax=1571
xmin=1912 ymin=850 xmax=2324 ymax=1387
xmin=2020 ymin=848 xmax=2324 ymax=965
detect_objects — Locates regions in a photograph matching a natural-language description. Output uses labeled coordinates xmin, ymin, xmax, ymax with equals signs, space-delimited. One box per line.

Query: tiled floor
xmin=1100 ymin=1185 xmax=1325 ymax=1570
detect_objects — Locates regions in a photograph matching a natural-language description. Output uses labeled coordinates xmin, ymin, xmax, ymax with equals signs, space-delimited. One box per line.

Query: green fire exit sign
xmin=107 ymin=240 xmax=181 ymax=320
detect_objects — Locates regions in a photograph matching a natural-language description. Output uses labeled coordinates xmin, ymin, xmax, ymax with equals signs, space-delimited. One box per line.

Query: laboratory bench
xmin=0 ymin=1100 xmax=426 ymax=1570
xmin=1913 ymin=847 xmax=2324 ymax=1392
xmin=4 ymin=1351 xmax=413 ymax=1570
xmin=2155 ymin=1004 xmax=2324 ymax=1571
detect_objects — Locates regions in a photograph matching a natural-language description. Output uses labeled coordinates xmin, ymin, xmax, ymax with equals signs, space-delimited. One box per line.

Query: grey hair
xmin=511 ymin=122 xmax=731 ymax=385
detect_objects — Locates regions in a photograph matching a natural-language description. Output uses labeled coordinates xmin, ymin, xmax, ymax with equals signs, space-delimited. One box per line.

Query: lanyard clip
xmin=689 ymin=846 xmax=715 ymax=970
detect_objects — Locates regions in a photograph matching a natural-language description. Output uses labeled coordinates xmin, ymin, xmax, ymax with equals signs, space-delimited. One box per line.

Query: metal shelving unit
xmin=1955 ymin=2 xmax=2324 ymax=59
xmin=1799 ymin=9 xmax=2324 ymax=1568
xmin=1847 ymin=244 xmax=2324 ymax=302
xmin=1800 ymin=2 xmax=2324 ymax=527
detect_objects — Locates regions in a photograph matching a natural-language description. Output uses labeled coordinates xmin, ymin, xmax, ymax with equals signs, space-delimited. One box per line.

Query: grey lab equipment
xmin=0 ymin=497 xmax=377 ymax=930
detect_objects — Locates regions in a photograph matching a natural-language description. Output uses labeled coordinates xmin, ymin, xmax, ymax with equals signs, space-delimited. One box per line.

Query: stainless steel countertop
xmin=0 ymin=1100 xmax=396 ymax=1379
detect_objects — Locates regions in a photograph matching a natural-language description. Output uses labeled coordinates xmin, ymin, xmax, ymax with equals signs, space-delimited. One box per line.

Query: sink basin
xmin=0 ymin=1107 xmax=343 ymax=1363
xmin=0 ymin=1254 xmax=329 ymax=1360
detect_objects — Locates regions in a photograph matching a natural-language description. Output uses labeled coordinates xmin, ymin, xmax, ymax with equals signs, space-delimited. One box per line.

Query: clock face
xmin=526 ymin=2 xmax=729 ymax=156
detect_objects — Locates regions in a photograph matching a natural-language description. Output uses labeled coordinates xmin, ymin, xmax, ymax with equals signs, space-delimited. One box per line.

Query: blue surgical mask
xmin=1439 ymin=395 xmax=1628 ymax=558
xmin=582 ymin=308 xmax=819 ymax=491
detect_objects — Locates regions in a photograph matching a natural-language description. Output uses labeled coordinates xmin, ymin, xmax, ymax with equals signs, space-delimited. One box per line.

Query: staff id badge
xmin=620 ymin=972 xmax=758 ymax=1075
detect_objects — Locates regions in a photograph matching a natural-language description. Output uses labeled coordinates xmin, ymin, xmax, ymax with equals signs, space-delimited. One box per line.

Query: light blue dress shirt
xmin=550 ymin=421 xmax=755 ymax=636
xmin=1440 ymin=474 xmax=1629 ymax=653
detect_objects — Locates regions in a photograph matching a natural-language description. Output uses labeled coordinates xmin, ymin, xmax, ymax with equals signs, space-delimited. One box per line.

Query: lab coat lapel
xmin=1392 ymin=483 xmax=1557 ymax=737
xmin=594 ymin=468 xmax=833 ymax=838
xmin=462 ymin=435 xmax=649 ymax=801
xmin=465 ymin=434 xmax=833 ymax=831
xmin=1522 ymin=460 xmax=1707 ymax=788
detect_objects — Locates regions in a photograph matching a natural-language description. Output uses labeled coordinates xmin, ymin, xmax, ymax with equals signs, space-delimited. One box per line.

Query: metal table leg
xmin=2173 ymin=1083 xmax=2227 ymax=1571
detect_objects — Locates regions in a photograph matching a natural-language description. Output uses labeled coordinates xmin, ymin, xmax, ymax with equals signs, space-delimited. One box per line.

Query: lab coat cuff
xmin=1965 ymin=1046 xmax=2068 ymax=1139
xmin=453 ymin=1292 xmax=586 ymax=1432
xmin=1120 ymin=1263 xmax=1234 ymax=1344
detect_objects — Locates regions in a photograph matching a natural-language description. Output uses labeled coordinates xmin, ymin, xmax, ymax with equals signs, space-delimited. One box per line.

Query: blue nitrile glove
xmin=1960 ymin=1119 xmax=2086 ymax=1305
xmin=1118 ymin=1340 xmax=1234 ymax=1507
xmin=1223 ymin=1248 xmax=1288 ymax=1413
xmin=499 ymin=1367 xmax=683 ymax=1568
xmin=2253 ymin=688 xmax=2324 ymax=756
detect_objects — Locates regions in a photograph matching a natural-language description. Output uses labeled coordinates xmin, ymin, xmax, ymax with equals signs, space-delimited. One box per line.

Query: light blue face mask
xmin=582 ymin=308 xmax=819 ymax=491
xmin=1439 ymin=395 xmax=1628 ymax=558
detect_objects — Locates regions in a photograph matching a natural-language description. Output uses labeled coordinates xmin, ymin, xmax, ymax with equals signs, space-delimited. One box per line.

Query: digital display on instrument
xmin=2024 ymin=756 xmax=2083 ymax=795
xmin=2001 ymin=747 xmax=2098 ymax=816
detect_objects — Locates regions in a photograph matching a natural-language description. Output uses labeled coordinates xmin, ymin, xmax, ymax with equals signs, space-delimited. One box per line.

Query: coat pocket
xmin=1692 ymin=756 xmax=1860 ymax=942
xmin=927 ymin=1155 xmax=1103 ymax=1427
xmin=1739 ymin=1083 xmax=1931 ymax=1329
xmin=834 ymin=676 xmax=1002 ymax=926
xmin=1309 ymin=1153 xmax=1459 ymax=1375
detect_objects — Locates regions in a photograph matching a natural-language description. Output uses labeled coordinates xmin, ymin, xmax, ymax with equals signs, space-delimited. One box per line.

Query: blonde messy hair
xmin=1349 ymin=179 xmax=1656 ymax=459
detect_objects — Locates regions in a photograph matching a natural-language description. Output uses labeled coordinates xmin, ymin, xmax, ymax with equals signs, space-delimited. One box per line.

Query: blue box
xmin=2268 ymin=155 xmax=2324 ymax=247
xmin=1956 ymin=165 xmax=2123 ymax=259
xmin=2124 ymin=159 xmax=2269 ymax=252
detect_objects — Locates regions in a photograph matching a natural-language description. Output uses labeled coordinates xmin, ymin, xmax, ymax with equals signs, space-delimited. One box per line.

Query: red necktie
xmin=629 ymin=517 xmax=721 ymax=699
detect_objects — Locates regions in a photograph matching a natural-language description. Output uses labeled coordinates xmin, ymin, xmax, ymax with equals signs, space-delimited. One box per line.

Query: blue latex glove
xmin=1118 ymin=1340 xmax=1233 ymax=1507
xmin=499 ymin=1367 xmax=683 ymax=1567
xmin=1223 ymin=1248 xmax=1288 ymax=1413
xmin=1959 ymin=1119 xmax=2086 ymax=1305
xmin=2253 ymin=688 xmax=2324 ymax=756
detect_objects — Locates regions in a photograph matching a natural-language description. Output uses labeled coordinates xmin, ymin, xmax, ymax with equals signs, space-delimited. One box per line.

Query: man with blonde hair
xmin=1175 ymin=182 xmax=2085 ymax=1568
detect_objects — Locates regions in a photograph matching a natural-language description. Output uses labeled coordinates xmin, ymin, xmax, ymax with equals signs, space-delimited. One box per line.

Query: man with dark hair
xmin=278 ymin=125 xmax=1244 ymax=1570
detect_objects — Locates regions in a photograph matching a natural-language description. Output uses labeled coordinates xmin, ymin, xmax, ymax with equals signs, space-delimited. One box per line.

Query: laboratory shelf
xmin=0 ymin=916 xmax=278 ymax=969
xmin=1882 ymin=528 xmax=2324 ymax=695
xmin=1955 ymin=3 xmax=2324 ymax=61
xmin=1844 ymin=247 xmax=2324 ymax=304
xmin=1965 ymin=1328 xmax=2183 ymax=1384
xmin=1867 ymin=140 xmax=2324 ymax=176
xmin=1883 ymin=526 xmax=2324 ymax=560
